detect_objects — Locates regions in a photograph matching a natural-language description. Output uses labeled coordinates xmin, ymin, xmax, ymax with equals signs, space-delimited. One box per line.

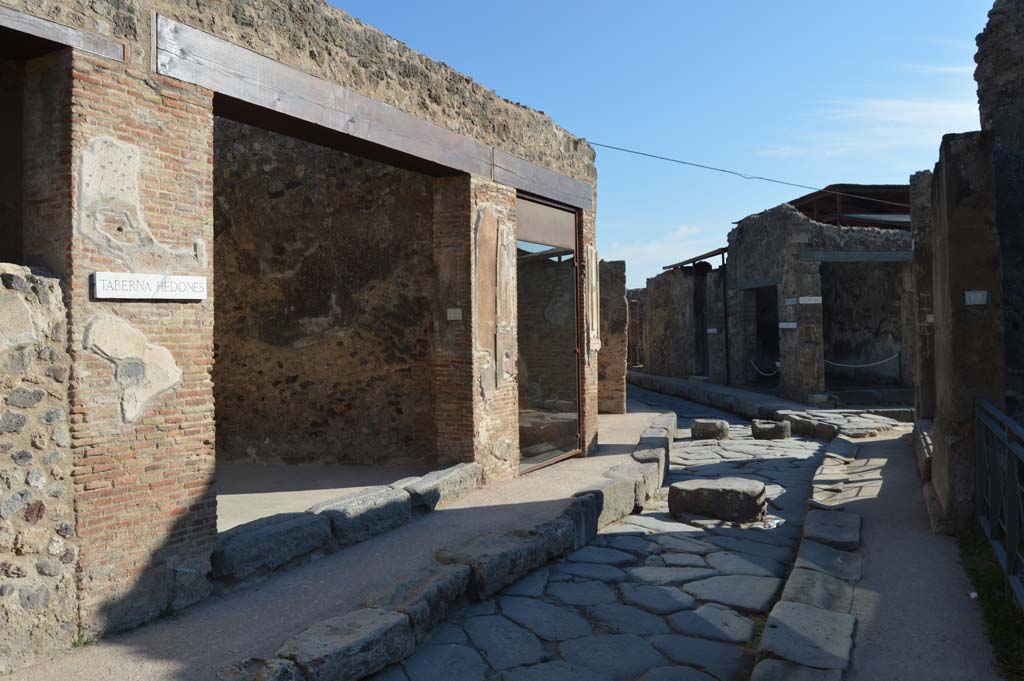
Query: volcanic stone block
xmin=211 ymin=513 xmax=333 ymax=581
xmin=277 ymin=608 xmax=415 ymax=681
xmin=691 ymin=419 xmax=730 ymax=440
xmin=401 ymin=462 xmax=481 ymax=513
xmin=309 ymin=486 xmax=412 ymax=546
xmin=217 ymin=658 xmax=304 ymax=681
xmin=803 ymin=510 xmax=862 ymax=551
xmin=752 ymin=419 xmax=792 ymax=440
xmin=668 ymin=478 xmax=766 ymax=522
xmin=761 ymin=602 xmax=856 ymax=670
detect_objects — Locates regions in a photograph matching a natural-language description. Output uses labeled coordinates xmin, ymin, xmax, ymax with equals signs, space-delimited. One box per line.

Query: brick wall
xmin=66 ymin=52 xmax=216 ymax=634
xmin=580 ymin=209 xmax=599 ymax=454
xmin=598 ymin=260 xmax=627 ymax=414
xmin=212 ymin=119 xmax=438 ymax=467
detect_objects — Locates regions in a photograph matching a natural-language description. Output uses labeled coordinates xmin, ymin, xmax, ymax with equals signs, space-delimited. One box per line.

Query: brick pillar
xmin=910 ymin=170 xmax=936 ymax=418
xmin=931 ymin=131 xmax=1005 ymax=525
xmin=598 ymin=260 xmax=627 ymax=414
xmin=66 ymin=52 xmax=216 ymax=633
xmin=580 ymin=207 xmax=600 ymax=454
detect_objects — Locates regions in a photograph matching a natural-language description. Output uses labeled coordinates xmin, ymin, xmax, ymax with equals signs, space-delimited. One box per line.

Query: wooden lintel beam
xmin=799 ymin=250 xmax=913 ymax=263
xmin=155 ymin=16 xmax=593 ymax=210
xmin=0 ymin=6 xmax=125 ymax=61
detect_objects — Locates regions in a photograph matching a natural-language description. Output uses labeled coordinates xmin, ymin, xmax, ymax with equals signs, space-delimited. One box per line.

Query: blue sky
xmin=332 ymin=1 xmax=991 ymax=287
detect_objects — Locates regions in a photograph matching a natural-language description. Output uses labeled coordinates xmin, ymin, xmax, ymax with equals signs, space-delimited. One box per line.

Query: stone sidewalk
xmin=370 ymin=396 xmax=827 ymax=680
xmin=10 ymin=406 xmax=665 ymax=681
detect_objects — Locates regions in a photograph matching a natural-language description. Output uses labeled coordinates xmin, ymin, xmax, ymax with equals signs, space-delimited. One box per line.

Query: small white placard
xmin=93 ymin=272 xmax=207 ymax=300
xmin=779 ymin=321 xmax=798 ymax=330
xmin=707 ymin=327 xmax=718 ymax=334
xmin=964 ymin=290 xmax=988 ymax=306
xmin=446 ymin=307 xmax=463 ymax=321
xmin=799 ymin=296 xmax=823 ymax=305
xmin=784 ymin=297 xmax=797 ymax=306
xmin=926 ymin=313 xmax=935 ymax=323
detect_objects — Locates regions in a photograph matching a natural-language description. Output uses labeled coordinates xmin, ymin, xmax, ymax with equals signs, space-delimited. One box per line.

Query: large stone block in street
xmin=669 ymin=478 xmax=767 ymax=522
xmin=691 ymin=419 xmax=731 ymax=440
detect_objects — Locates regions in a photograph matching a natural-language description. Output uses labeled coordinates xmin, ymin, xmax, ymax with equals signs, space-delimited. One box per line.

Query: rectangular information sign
xmin=92 ymin=272 xmax=207 ymax=301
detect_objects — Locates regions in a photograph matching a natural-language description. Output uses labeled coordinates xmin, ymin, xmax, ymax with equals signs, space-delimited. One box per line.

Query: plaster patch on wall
xmin=586 ymin=245 xmax=601 ymax=355
xmin=77 ymin=137 xmax=205 ymax=271
xmin=83 ymin=316 xmax=182 ymax=422
xmin=0 ymin=295 xmax=36 ymax=351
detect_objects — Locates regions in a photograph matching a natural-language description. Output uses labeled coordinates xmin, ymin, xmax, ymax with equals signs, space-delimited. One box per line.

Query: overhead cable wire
xmin=589 ymin=142 xmax=911 ymax=209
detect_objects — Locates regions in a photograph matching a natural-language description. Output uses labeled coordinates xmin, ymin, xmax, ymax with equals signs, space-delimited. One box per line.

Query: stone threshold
xmin=751 ymin=437 xmax=866 ymax=680
xmin=217 ymin=414 xmax=680 ymax=681
xmin=629 ymin=371 xmax=913 ymax=440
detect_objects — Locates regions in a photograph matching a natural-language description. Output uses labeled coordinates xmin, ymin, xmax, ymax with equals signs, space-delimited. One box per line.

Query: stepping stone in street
xmin=683 ymin=575 xmax=783 ymax=613
xmin=495 ymin=661 xmax=614 ymax=681
xmin=761 ymin=602 xmax=856 ymax=670
xmin=463 ymin=615 xmax=548 ymax=671
xmin=619 ymin=583 xmax=697 ymax=615
xmin=503 ymin=568 xmax=550 ymax=598
xmin=750 ymin=659 xmax=842 ymax=681
xmin=587 ymin=603 xmax=670 ymax=635
xmin=781 ymin=569 xmax=854 ymax=613
xmin=640 ymin=667 xmax=718 ymax=681
xmin=705 ymin=551 xmax=787 ymax=578
xmin=500 ymin=596 xmax=592 ymax=641
xmin=547 ymin=580 xmax=619 ymax=607
xmin=567 ymin=546 xmax=638 ymax=566
xmin=661 ymin=553 xmax=708 ymax=568
xmin=803 ymin=510 xmax=861 ymax=551
xmin=559 ymin=634 xmax=668 ymax=679
xmin=793 ymin=541 xmax=862 ymax=583
xmin=648 ymin=635 xmax=749 ymax=681
xmin=752 ymin=419 xmax=792 ymax=440
xmin=704 ymin=535 xmax=793 ymax=563
xmin=403 ymin=644 xmax=488 ymax=681
xmin=669 ymin=478 xmax=767 ymax=523
xmin=553 ymin=562 xmax=627 ymax=583
xmin=668 ymin=603 xmax=755 ymax=644
xmin=625 ymin=566 xmax=718 ymax=586
xmin=691 ymin=419 xmax=731 ymax=440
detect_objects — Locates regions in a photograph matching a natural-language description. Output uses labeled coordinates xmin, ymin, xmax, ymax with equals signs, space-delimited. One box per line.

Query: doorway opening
xmin=743 ymin=285 xmax=780 ymax=386
xmin=515 ymin=199 xmax=582 ymax=474
xmin=211 ymin=117 xmax=440 ymax=532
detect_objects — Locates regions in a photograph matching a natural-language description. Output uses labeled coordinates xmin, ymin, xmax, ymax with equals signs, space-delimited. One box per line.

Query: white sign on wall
xmin=92 ymin=272 xmax=207 ymax=301
xmin=799 ymin=296 xmax=823 ymax=305
xmin=706 ymin=327 xmax=718 ymax=335
xmin=784 ymin=297 xmax=797 ymax=306
xmin=778 ymin=321 xmax=798 ymax=330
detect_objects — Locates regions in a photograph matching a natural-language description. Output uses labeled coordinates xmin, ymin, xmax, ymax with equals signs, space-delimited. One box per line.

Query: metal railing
xmin=976 ymin=397 xmax=1024 ymax=608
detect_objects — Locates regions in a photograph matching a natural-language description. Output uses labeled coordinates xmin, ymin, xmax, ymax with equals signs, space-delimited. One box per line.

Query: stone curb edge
xmin=751 ymin=438 xmax=865 ymax=680
xmin=217 ymin=413 xmax=678 ymax=681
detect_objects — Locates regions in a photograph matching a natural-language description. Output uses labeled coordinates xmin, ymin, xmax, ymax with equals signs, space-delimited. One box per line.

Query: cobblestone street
xmin=373 ymin=392 xmax=826 ymax=681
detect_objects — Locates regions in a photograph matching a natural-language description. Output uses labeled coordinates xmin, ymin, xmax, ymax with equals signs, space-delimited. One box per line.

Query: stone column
xmin=931 ymin=131 xmax=1005 ymax=525
xmin=705 ymin=267 xmax=728 ymax=384
xmin=778 ymin=258 xmax=825 ymax=402
xmin=910 ymin=170 xmax=936 ymax=418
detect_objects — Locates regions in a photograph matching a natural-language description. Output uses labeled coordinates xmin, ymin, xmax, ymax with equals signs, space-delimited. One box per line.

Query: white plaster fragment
xmin=0 ymin=295 xmax=36 ymax=351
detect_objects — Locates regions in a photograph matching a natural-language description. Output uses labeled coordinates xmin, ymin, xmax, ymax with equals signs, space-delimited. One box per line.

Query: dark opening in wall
xmin=821 ymin=261 xmax=904 ymax=387
xmin=746 ymin=285 xmax=780 ymax=385
xmin=516 ymin=238 xmax=580 ymax=472
xmin=0 ymin=58 xmax=23 ymax=264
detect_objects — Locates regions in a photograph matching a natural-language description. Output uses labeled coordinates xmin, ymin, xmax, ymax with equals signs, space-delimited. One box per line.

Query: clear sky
xmin=330 ymin=1 xmax=991 ymax=287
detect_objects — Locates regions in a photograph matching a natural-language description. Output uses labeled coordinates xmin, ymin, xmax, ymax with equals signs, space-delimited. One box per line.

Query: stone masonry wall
xmin=705 ymin=267 xmax=728 ymax=384
xmin=643 ymin=269 xmax=695 ymax=380
xmin=977 ymin=0 xmax=1024 ymax=422
xmin=0 ymin=266 xmax=75 ymax=673
xmin=598 ymin=260 xmax=627 ymax=414
xmin=911 ymin=171 xmax=936 ymax=418
xmin=212 ymin=119 xmax=437 ymax=467
xmin=3 ymin=0 xmax=596 ymax=186
xmin=627 ymin=288 xmax=646 ymax=368
xmin=67 ymin=52 xmax=216 ymax=635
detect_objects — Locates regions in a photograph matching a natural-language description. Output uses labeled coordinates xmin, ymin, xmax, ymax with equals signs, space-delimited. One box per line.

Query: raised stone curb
xmin=211 ymin=513 xmax=333 ymax=582
xmin=218 ymin=413 xmax=678 ymax=681
xmin=398 ymin=463 xmax=481 ymax=514
xmin=754 ymin=434 xmax=865 ymax=677
xmin=309 ymin=486 xmax=413 ymax=546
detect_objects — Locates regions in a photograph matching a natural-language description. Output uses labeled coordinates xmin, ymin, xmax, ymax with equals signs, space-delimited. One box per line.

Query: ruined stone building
xmin=0 ymin=1 xmax=607 ymax=671
xmin=638 ymin=190 xmax=914 ymax=405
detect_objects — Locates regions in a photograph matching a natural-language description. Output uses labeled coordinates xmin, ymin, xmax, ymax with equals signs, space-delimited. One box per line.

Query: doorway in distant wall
xmin=693 ymin=262 xmax=711 ymax=378
xmin=516 ymin=197 xmax=582 ymax=474
xmin=746 ymin=285 xmax=780 ymax=385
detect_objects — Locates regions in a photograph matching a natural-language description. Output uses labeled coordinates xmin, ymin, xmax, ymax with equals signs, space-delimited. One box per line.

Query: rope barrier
xmin=823 ymin=352 xmax=900 ymax=369
xmin=750 ymin=359 xmax=780 ymax=377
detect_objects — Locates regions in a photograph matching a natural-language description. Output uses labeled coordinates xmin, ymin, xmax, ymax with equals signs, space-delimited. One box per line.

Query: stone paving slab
xmin=803 ymin=510 xmax=862 ymax=551
xmin=369 ymin=396 xmax=827 ymax=681
xmin=761 ymin=602 xmax=856 ymax=670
